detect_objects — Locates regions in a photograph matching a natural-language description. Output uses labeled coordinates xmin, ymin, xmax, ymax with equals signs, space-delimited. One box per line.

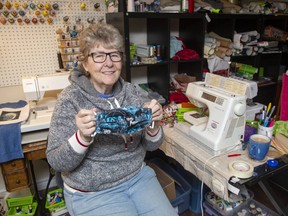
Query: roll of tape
xmin=228 ymin=160 xmax=254 ymax=179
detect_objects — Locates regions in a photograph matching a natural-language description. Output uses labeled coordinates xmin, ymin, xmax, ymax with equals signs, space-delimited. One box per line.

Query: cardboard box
xmin=148 ymin=163 xmax=176 ymax=201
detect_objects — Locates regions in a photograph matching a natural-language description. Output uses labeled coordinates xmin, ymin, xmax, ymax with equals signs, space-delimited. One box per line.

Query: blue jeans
xmin=64 ymin=165 xmax=178 ymax=216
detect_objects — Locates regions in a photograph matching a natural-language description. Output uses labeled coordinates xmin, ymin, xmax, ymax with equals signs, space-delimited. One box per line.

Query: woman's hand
xmin=144 ymin=99 xmax=163 ymax=134
xmin=76 ymin=108 xmax=96 ymax=142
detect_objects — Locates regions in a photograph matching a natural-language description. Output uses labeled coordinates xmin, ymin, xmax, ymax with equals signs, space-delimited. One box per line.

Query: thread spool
xmin=188 ymin=0 xmax=194 ymax=13
xmin=233 ymin=42 xmax=243 ymax=50
xmin=233 ymin=33 xmax=242 ymax=43
xmin=240 ymin=34 xmax=249 ymax=43
xmin=127 ymin=0 xmax=135 ymax=12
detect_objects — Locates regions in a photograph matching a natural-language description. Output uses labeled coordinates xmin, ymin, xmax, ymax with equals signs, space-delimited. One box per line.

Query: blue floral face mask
xmin=93 ymin=106 xmax=152 ymax=135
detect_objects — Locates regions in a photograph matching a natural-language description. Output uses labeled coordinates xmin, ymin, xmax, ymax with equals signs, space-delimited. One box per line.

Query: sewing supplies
xmin=46 ymin=190 xmax=64 ymax=207
xmin=259 ymin=103 xmax=275 ymax=128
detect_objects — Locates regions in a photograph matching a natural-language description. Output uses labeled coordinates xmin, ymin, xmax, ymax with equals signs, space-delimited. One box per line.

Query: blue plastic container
xmin=149 ymin=158 xmax=192 ymax=214
xmin=170 ymin=160 xmax=208 ymax=214
xmin=203 ymin=201 xmax=222 ymax=216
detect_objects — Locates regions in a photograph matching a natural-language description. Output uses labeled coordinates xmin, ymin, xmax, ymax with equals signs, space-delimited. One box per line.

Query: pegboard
xmin=0 ymin=0 xmax=108 ymax=87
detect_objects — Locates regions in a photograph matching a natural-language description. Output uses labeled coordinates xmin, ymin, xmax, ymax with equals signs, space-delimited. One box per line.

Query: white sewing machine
xmin=21 ymin=72 xmax=70 ymax=133
xmin=178 ymin=73 xmax=247 ymax=154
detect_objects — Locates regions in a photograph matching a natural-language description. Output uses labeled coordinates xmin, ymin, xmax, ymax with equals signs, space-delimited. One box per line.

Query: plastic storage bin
xmin=203 ymin=201 xmax=222 ymax=216
xmin=45 ymin=188 xmax=66 ymax=213
xmin=7 ymin=202 xmax=38 ymax=216
xmin=171 ymin=161 xmax=208 ymax=214
xmin=233 ymin=199 xmax=280 ymax=216
xmin=149 ymin=158 xmax=192 ymax=214
xmin=6 ymin=195 xmax=33 ymax=208
xmin=204 ymin=190 xmax=254 ymax=216
xmin=6 ymin=192 xmax=37 ymax=216
xmin=203 ymin=198 xmax=279 ymax=216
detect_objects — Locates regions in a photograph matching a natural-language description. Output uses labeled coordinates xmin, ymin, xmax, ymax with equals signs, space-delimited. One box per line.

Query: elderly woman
xmin=46 ymin=22 xmax=178 ymax=216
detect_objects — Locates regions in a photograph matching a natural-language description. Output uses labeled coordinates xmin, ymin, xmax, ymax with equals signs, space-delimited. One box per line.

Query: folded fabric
xmin=0 ymin=123 xmax=23 ymax=163
xmin=0 ymin=100 xmax=29 ymax=125
xmin=0 ymin=100 xmax=27 ymax=163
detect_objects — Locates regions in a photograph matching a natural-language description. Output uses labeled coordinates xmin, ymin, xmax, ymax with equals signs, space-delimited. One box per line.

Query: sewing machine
xmin=178 ymin=73 xmax=247 ymax=154
xmin=21 ymin=72 xmax=70 ymax=133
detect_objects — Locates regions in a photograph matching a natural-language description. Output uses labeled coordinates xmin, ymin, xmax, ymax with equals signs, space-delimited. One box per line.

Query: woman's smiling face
xmin=83 ymin=45 xmax=122 ymax=95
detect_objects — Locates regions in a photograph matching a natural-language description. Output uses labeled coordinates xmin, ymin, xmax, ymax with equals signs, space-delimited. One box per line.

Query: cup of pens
xmin=258 ymin=103 xmax=275 ymax=139
xmin=258 ymin=123 xmax=274 ymax=139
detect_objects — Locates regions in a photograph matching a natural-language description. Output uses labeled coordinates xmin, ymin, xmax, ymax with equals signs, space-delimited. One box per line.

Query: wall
xmin=0 ymin=0 xmax=107 ymax=87
xmin=0 ymin=0 xmax=107 ymax=193
xmin=0 ymin=0 xmax=167 ymax=193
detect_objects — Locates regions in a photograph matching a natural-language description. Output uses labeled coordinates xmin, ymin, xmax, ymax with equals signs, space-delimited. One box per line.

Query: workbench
xmin=160 ymin=123 xmax=288 ymax=216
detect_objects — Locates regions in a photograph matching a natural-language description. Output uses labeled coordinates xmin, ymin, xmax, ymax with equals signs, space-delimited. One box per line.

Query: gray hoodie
xmin=46 ymin=69 xmax=163 ymax=192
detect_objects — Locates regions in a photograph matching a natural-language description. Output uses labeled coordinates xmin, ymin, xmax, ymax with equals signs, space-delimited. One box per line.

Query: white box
xmin=136 ymin=44 xmax=150 ymax=57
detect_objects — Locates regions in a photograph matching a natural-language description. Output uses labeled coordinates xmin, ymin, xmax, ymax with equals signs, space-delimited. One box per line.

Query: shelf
xmin=107 ymin=12 xmax=287 ymax=106
xmin=106 ymin=12 xmax=205 ymax=101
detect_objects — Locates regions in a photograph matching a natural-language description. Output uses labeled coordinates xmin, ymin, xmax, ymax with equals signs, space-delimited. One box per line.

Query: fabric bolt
xmin=0 ymin=100 xmax=27 ymax=163
xmin=64 ymin=165 xmax=178 ymax=216
xmin=170 ymin=36 xmax=183 ymax=58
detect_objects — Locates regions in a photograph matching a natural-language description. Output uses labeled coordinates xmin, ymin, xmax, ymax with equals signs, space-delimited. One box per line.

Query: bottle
xmin=188 ymin=0 xmax=194 ymax=13
xmin=180 ymin=0 xmax=188 ymax=12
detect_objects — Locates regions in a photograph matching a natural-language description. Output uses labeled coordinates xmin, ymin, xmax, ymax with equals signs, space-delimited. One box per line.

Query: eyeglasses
xmin=89 ymin=51 xmax=123 ymax=63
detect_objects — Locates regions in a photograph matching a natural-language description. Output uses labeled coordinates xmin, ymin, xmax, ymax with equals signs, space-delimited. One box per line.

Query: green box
xmin=176 ymin=108 xmax=199 ymax=122
xmin=45 ymin=188 xmax=65 ymax=212
xmin=8 ymin=202 xmax=37 ymax=216
xmin=6 ymin=195 xmax=33 ymax=208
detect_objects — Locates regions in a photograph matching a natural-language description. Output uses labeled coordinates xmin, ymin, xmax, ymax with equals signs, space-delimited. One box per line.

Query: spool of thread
xmin=233 ymin=33 xmax=242 ymax=43
xmin=240 ymin=34 xmax=249 ymax=43
xmin=239 ymin=30 xmax=258 ymax=36
xmin=233 ymin=42 xmax=243 ymax=50
xmin=127 ymin=0 xmax=135 ymax=12
xmin=188 ymin=0 xmax=194 ymax=13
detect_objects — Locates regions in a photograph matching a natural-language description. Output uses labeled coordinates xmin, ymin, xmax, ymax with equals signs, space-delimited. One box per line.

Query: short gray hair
xmin=78 ymin=22 xmax=124 ymax=73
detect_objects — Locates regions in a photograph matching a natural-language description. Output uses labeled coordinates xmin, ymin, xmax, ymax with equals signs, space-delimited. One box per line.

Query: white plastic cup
xmin=258 ymin=123 xmax=274 ymax=139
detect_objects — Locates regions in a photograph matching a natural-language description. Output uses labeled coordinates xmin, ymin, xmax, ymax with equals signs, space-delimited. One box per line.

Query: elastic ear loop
xmin=91 ymin=112 xmax=97 ymax=137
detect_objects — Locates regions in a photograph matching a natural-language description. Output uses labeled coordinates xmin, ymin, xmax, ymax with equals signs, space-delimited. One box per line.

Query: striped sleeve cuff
xmin=68 ymin=130 xmax=93 ymax=154
xmin=145 ymin=126 xmax=162 ymax=142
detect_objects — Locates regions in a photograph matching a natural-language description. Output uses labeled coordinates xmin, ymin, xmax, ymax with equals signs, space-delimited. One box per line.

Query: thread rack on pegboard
xmin=0 ymin=0 xmax=108 ymax=87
